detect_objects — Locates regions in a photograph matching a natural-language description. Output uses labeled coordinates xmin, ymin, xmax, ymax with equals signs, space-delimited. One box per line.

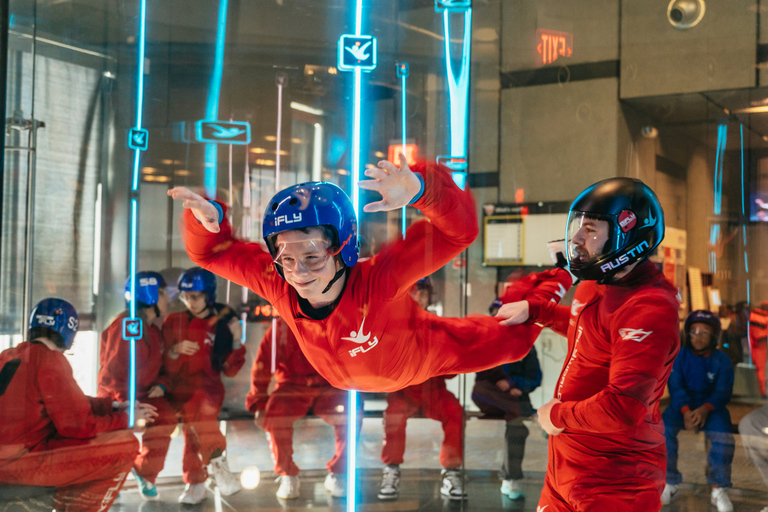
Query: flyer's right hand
xmin=254 ymin=410 xmax=265 ymax=429
xmin=496 ymin=380 xmax=511 ymax=392
xmin=168 ymin=186 xmax=220 ymax=233
xmin=174 ymin=340 xmax=200 ymax=356
xmin=497 ymin=300 xmax=530 ymax=326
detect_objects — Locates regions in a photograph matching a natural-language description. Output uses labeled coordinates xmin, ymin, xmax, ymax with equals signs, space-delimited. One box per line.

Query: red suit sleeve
xmin=222 ymin=345 xmax=247 ymax=377
xmin=183 ymin=206 xmax=285 ymax=305
xmin=517 ymin=269 xmax=573 ymax=337
xmin=549 ymin=293 xmax=679 ymax=432
xmin=97 ymin=323 xmax=130 ymax=402
xmin=42 ymin=351 xmax=128 ymax=437
xmin=161 ymin=315 xmax=183 ymax=374
xmin=369 ymin=161 xmax=479 ymax=300
xmin=88 ymin=396 xmax=115 ymax=416
xmin=245 ymin=327 xmax=274 ymax=412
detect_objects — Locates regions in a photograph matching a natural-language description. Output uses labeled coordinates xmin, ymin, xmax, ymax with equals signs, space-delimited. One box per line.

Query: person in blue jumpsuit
xmin=661 ymin=310 xmax=735 ymax=512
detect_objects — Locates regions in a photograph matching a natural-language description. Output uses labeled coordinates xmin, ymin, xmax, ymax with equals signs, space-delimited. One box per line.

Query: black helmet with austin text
xmin=566 ymin=178 xmax=664 ymax=283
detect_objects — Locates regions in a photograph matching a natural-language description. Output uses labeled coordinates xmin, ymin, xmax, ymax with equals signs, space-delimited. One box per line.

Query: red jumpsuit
xmin=0 ymin=342 xmax=138 ymax=512
xmin=528 ymin=260 xmax=680 ymax=512
xmin=749 ymin=303 xmax=768 ymax=396
xmin=382 ymin=376 xmax=463 ymax=469
xmin=97 ymin=313 xmax=177 ymax=484
xmin=162 ymin=309 xmax=246 ymax=484
xmin=246 ymin=320 xmax=352 ymax=476
xmin=183 ymin=161 xmax=573 ymax=392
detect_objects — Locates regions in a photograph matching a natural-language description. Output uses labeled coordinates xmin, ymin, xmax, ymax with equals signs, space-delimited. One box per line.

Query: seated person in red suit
xmin=378 ymin=277 xmax=466 ymax=501
xmin=246 ymin=317 xmax=357 ymax=500
xmin=163 ymin=267 xmax=246 ymax=504
xmin=97 ymin=271 xmax=177 ymax=501
xmin=0 ymin=298 xmax=156 ymax=512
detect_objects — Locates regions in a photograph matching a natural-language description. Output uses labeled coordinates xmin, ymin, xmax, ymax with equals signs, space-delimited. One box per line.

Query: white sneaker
xmin=276 ymin=475 xmax=300 ymax=500
xmin=378 ymin=465 xmax=400 ymax=500
xmin=178 ymin=483 xmax=207 ymax=504
xmin=324 ymin=473 xmax=346 ymax=498
xmin=711 ymin=487 xmax=734 ymax=512
xmin=501 ymin=479 xmax=524 ymax=500
xmin=209 ymin=455 xmax=241 ymax=496
xmin=661 ymin=483 xmax=678 ymax=505
xmin=440 ymin=468 xmax=467 ymax=500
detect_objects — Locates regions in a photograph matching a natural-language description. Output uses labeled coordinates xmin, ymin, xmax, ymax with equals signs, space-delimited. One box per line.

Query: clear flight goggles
xmin=273 ymin=238 xmax=341 ymax=273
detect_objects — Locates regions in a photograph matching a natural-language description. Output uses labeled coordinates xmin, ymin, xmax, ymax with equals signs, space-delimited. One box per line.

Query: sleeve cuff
xmin=704 ymin=403 xmax=715 ymax=411
xmin=208 ymin=200 xmax=224 ymax=224
xmin=550 ymin=402 xmax=566 ymax=428
xmin=407 ymin=173 xmax=425 ymax=205
xmin=681 ymin=405 xmax=691 ymax=413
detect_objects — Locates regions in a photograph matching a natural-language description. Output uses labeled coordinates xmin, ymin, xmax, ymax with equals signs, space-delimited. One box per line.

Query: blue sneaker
xmin=132 ymin=469 xmax=159 ymax=500
xmin=501 ymin=479 xmax=524 ymax=500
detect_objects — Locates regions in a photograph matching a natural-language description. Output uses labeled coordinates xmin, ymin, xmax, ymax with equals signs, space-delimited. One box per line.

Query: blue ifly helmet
xmin=263 ymin=182 xmax=359 ymax=278
xmin=29 ymin=298 xmax=79 ymax=350
xmin=178 ymin=267 xmax=217 ymax=305
xmin=124 ymin=271 xmax=166 ymax=308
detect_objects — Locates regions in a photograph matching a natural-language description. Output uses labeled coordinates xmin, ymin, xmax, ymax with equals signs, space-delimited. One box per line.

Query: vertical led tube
xmin=442 ymin=8 xmax=472 ymax=162
xmin=204 ymin=0 xmax=229 ymax=199
xmin=401 ymin=70 xmax=407 ymax=236
xmin=127 ymin=0 xmax=148 ymax=427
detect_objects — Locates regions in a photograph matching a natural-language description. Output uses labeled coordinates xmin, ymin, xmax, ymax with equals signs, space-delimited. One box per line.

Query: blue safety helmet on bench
xmin=29 ymin=298 xmax=79 ymax=350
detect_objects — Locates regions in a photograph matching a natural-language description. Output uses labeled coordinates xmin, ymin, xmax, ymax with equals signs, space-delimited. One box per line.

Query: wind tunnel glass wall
xmin=1 ymin=0 xmax=768 ymax=510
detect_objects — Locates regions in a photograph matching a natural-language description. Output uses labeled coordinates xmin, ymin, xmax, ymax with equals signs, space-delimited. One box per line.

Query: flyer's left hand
xmin=359 ymin=154 xmax=422 ymax=212
xmin=537 ymin=398 xmax=565 ymax=436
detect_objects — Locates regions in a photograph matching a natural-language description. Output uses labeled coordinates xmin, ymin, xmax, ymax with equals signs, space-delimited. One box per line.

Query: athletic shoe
xmin=209 ymin=455 xmax=241 ymax=496
xmin=501 ymin=479 xmax=524 ymax=500
xmin=276 ymin=475 xmax=300 ymax=500
xmin=132 ymin=469 xmax=158 ymax=501
xmin=377 ymin=465 xmax=400 ymax=500
xmin=660 ymin=483 xmax=678 ymax=505
xmin=711 ymin=487 xmax=734 ymax=512
xmin=324 ymin=473 xmax=346 ymax=497
xmin=178 ymin=483 xmax=206 ymax=504
xmin=440 ymin=468 xmax=467 ymax=500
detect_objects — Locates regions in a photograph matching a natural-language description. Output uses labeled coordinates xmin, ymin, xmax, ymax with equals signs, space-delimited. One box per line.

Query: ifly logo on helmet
xmin=274 ymin=213 xmax=302 ymax=226
xmin=600 ymin=240 xmax=650 ymax=273
xmin=35 ymin=314 xmax=56 ymax=327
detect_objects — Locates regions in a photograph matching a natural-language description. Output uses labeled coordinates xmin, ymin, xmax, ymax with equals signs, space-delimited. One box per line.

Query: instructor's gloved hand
xmin=537 ymin=398 xmax=565 ymax=436
xmin=168 ymin=186 xmax=221 ymax=233
xmin=359 ymin=153 xmax=422 ymax=212
xmin=497 ymin=300 xmax=529 ymax=326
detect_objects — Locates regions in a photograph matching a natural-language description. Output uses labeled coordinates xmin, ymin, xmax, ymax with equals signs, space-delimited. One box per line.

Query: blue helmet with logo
xmin=566 ymin=178 xmax=664 ymax=283
xmin=178 ymin=267 xmax=217 ymax=305
xmin=263 ymin=182 xmax=359 ymax=278
xmin=29 ymin=298 xmax=79 ymax=350
xmin=124 ymin=271 xmax=166 ymax=308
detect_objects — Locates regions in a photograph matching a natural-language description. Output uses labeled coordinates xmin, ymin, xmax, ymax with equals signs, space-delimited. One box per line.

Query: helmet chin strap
xmin=322 ymin=267 xmax=347 ymax=294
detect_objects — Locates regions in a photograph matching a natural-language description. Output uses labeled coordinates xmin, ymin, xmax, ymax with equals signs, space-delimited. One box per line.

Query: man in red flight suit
xmin=0 ymin=298 xmax=156 ymax=512
xmin=163 ymin=267 xmax=246 ymax=504
xmin=97 ymin=272 xmax=178 ymax=500
xmin=749 ymin=301 xmax=768 ymax=396
xmin=498 ymin=178 xmax=680 ymax=512
xmin=246 ymin=317 xmax=353 ymax=500
xmin=168 ymin=157 xmax=573 ymax=393
xmin=378 ymin=278 xmax=466 ymax=501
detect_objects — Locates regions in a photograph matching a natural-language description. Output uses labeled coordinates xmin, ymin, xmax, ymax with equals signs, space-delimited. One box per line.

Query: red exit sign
xmin=536 ymin=29 xmax=573 ymax=66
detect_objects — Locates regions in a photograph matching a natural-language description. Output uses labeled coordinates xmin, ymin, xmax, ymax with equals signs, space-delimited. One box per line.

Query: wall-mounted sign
xmin=337 ymin=34 xmax=377 ymax=72
xmin=127 ymin=128 xmax=148 ymax=150
xmin=122 ymin=317 xmax=142 ymax=340
xmin=195 ymin=120 xmax=251 ymax=145
xmin=435 ymin=0 xmax=472 ymax=12
xmin=536 ymin=29 xmax=573 ymax=67
xmin=388 ymin=143 xmax=418 ymax=166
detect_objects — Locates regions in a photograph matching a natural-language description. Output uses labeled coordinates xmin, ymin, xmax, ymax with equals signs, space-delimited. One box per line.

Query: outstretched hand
xmin=497 ymin=301 xmax=530 ymax=326
xmin=168 ymin=186 xmax=221 ymax=233
xmin=359 ymin=154 xmax=422 ymax=213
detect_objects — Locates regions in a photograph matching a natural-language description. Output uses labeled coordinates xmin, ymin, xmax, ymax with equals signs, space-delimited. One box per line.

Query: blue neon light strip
xmin=442 ymin=9 xmax=472 ymax=159
xmin=347 ymin=0 xmax=364 ymax=507
xmin=204 ymin=0 xmax=230 ymax=199
xmin=401 ymin=73 xmax=407 ymax=237
xmin=127 ymin=0 xmax=147 ymax=427
xmin=713 ymin=123 xmax=727 ymax=216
